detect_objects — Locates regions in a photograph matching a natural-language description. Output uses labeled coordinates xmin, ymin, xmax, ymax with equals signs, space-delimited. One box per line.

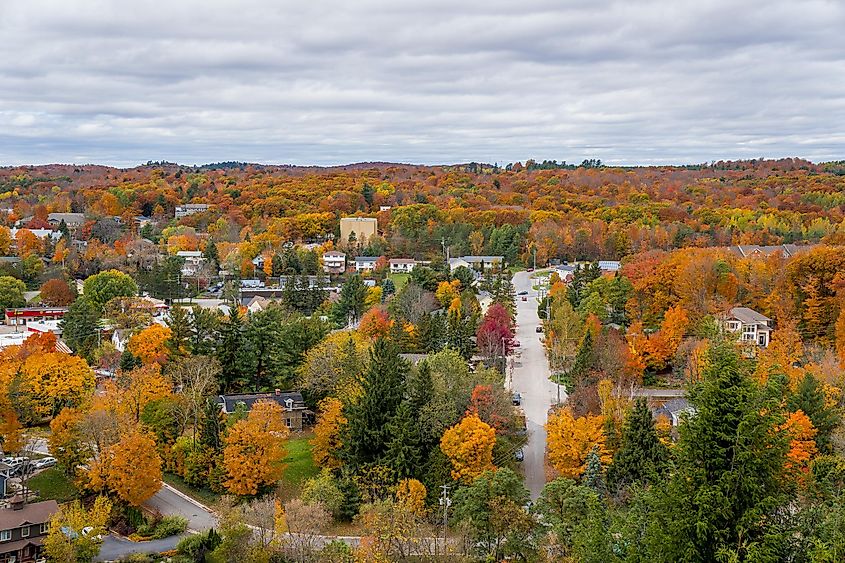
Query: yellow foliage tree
xmin=440 ymin=414 xmax=496 ymax=482
xmin=435 ymin=280 xmax=461 ymax=308
xmin=311 ymin=397 xmax=346 ymax=469
xmin=127 ymin=324 xmax=173 ymax=364
xmin=89 ymin=430 xmax=162 ymax=506
xmin=0 ymin=404 xmax=24 ymax=454
xmin=44 ymin=496 xmax=113 ymax=562
xmin=18 ymin=352 xmax=95 ymax=418
xmin=395 ymin=478 xmax=427 ymax=516
xmin=755 ymin=320 xmax=804 ymax=386
xmin=95 ymin=364 xmax=172 ymax=422
xmin=223 ymin=400 xmax=290 ymax=495
xmin=835 ymin=309 xmax=845 ymax=368
xmin=546 ymin=408 xmax=610 ymax=479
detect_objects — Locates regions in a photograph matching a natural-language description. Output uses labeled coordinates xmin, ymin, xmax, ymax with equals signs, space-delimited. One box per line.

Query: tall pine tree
xmin=342 ymin=338 xmax=408 ymax=467
xmin=607 ymin=398 xmax=668 ymax=489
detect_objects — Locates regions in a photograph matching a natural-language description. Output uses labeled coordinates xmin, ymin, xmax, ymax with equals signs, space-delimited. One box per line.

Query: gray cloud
xmin=0 ymin=0 xmax=844 ymax=166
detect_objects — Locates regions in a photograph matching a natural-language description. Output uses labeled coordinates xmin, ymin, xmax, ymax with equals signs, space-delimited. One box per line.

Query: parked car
xmin=517 ymin=290 xmax=529 ymax=295
xmin=535 ymin=325 xmax=543 ymax=333
xmin=33 ymin=457 xmax=57 ymax=470
xmin=515 ymin=449 xmax=525 ymax=462
xmin=512 ymin=392 xmax=521 ymax=406
xmin=521 ymin=296 xmax=527 ymax=301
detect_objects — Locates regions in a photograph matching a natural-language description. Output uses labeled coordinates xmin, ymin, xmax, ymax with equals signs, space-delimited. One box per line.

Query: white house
xmin=389 ymin=258 xmax=417 ymax=273
xmin=176 ymin=250 xmax=205 ymax=276
xmin=10 ymin=228 xmax=61 ymax=242
xmin=175 ymin=204 xmax=210 ymax=219
xmin=598 ymin=260 xmax=621 ymax=272
xmin=722 ymin=307 xmax=772 ymax=347
xmin=322 ymin=251 xmax=346 ymax=274
xmin=354 ymin=256 xmax=379 ymax=272
xmin=47 ymin=212 xmax=86 ymax=228
xmin=451 ymin=255 xmax=504 ymax=272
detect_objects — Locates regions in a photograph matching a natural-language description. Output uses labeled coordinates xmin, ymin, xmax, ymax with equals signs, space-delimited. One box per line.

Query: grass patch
xmin=162 ymin=473 xmax=220 ymax=508
xmin=28 ymin=468 xmax=79 ymax=503
xmin=387 ymin=273 xmax=409 ymax=292
xmin=278 ymin=433 xmax=319 ymax=500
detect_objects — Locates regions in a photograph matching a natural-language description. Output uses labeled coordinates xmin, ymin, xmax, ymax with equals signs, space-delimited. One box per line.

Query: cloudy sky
xmin=1 ymin=0 xmax=844 ymax=167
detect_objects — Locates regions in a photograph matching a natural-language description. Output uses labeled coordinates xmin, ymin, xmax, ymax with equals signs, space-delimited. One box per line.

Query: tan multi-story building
xmin=340 ymin=217 xmax=378 ymax=245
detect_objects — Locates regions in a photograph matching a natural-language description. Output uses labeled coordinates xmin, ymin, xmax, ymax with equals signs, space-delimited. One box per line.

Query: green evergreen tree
xmin=607 ymin=398 xmax=668 ymax=489
xmin=646 ymin=342 xmax=791 ymax=561
xmin=383 ymin=402 xmax=421 ymax=479
xmin=199 ymin=398 xmax=224 ymax=451
xmin=203 ymin=241 xmax=219 ymax=269
xmin=215 ymin=307 xmax=246 ymax=392
xmin=60 ymin=296 xmax=101 ymax=361
xmin=569 ymin=330 xmax=595 ymax=383
xmin=119 ymin=350 xmax=142 ymax=372
xmin=333 ymin=274 xmax=367 ymax=325
xmin=789 ymin=372 xmax=841 ymax=454
xmin=166 ymin=304 xmax=192 ymax=356
xmin=341 ymin=338 xmax=408 ymax=467
xmin=583 ymin=446 xmax=607 ymax=496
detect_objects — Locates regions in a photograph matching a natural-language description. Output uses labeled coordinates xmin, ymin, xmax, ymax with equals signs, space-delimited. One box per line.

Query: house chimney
xmin=9 ymin=494 xmax=25 ymax=510
xmin=275 ymin=389 xmax=281 ymax=396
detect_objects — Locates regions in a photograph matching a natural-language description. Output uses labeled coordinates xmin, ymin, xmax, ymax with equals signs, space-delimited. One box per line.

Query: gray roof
xmin=355 ymin=256 xmax=379 ymax=262
xmin=47 ymin=212 xmax=85 ymax=224
xmin=728 ymin=307 xmax=771 ymax=325
xmin=216 ymin=391 xmax=306 ymax=414
xmin=0 ymin=500 xmax=58 ymax=530
xmin=460 ymin=255 xmax=504 ymax=262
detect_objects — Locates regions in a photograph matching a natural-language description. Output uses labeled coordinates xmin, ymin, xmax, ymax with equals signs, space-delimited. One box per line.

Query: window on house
xmin=0 ymin=530 xmax=10 ymax=541
xmin=20 ymin=526 xmax=29 ymax=538
xmin=285 ymin=417 xmax=293 ymax=428
xmin=284 ymin=398 xmax=294 ymax=411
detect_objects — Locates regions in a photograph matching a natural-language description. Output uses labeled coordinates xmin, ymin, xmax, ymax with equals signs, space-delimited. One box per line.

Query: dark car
xmin=515 ymin=449 xmax=525 ymax=462
xmin=521 ymin=296 xmax=527 ymax=301
xmin=517 ymin=290 xmax=529 ymax=295
xmin=512 ymin=392 xmax=521 ymax=406
xmin=535 ymin=325 xmax=543 ymax=333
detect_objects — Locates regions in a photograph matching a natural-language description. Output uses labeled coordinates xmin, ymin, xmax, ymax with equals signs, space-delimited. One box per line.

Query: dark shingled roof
xmin=216 ymin=392 xmax=306 ymax=414
xmin=0 ymin=500 xmax=58 ymax=531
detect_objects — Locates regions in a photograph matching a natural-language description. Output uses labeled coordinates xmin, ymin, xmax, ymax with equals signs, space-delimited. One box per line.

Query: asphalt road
xmin=511 ymin=271 xmax=564 ymax=499
xmin=96 ymin=534 xmax=186 ymax=562
xmin=144 ymin=483 xmax=218 ymax=532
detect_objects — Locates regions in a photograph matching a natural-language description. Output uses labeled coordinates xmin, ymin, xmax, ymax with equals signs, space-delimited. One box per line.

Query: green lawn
xmin=28 ymin=468 xmax=79 ymax=503
xmin=162 ymin=473 xmax=220 ymax=507
xmin=387 ymin=273 xmax=409 ymax=292
xmin=278 ymin=434 xmax=319 ymax=499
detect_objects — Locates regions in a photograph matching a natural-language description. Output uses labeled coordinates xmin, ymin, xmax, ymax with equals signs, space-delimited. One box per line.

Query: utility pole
xmin=532 ymin=246 xmax=536 ymax=270
xmin=438 ymin=484 xmax=451 ymax=554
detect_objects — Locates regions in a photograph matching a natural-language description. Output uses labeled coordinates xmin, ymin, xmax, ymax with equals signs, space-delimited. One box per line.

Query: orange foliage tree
xmin=15 ymin=352 xmax=95 ymax=419
xmin=127 ymin=324 xmax=173 ymax=364
xmin=311 ymin=397 xmax=346 ymax=469
xmin=440 ymin=414 xmax=496 ymax=482
xmin=97 ymin=364 xmax=172 ymax=422
xmin=223 ymin=400 xmax=290 ymax=495
xmin=39 ymin=278 xmax=75 ymax=306
xmin=781 ymin=410 xmax=818 ymax=473
xmin=358 ymin=307 xmax=393 ymax=339
xmin=546 ymin=408 xmax=611 ymax=479
xmin=89 ymin=430 xmax=162 ymax=506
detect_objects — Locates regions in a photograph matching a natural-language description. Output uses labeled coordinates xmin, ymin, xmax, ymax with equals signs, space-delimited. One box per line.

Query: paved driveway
xmin=511 ymin=271 xmax=565 ymax=499
xmin=95 ymin=534 xmax=186 ymax=561
xmin=144 ymin=483 xmax=218 ymax=532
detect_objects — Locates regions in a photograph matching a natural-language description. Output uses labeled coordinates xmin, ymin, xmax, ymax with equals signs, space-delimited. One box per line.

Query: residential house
xmin=339 ymin=217 xmax=378 ymax=245
xmin=174 ymin=204 xmax=210 ymax=219
xmin=451 ymin=255 xmax=504 ymax=272
xmin=379 ymin=205 xmax=392 ymax=212
xmin=389 ymin=258 xmax=417 ymax=274
xmin=47 ymin=212 xmax=86 ymax=228
xmin=216 ymin=390 xmax=310 ymax=431
xmin=727 ymin=244 xmax=815 ymax=259
xmin=722 ymin=307 xmax=773 ymax=347
xmin=176 ymin=250 xmax=206 ymax=276
xmin=322 ymin=251 xmax=346 ymax=274
xmin=111 ymin=329 xmax=131 ymax=353
xmin=4 ymin=307 xmax=68 ymax=327
xmin=652 ymin=398 xmax=695 ymax=427
xmin=251 ymin=255 xmax=266 ymax=271
xmin=598 ymin=260 xmax=621 ymax=272
xmin=354 ymin=256 xmax=379 ymax=273
xmin=0 ymin=497 xmax=58 ymax=563
xmin=9 ymin=228 xmax=61 ymax=242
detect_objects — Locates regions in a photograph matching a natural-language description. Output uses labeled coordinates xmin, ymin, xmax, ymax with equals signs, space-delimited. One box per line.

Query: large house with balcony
xmin=388 ymin=258 xmax=417 ymax=274
xmin=322 ymin=251 xmax=346 ymax=274
xmin=722 ymin=307 xmax=772 ymax=348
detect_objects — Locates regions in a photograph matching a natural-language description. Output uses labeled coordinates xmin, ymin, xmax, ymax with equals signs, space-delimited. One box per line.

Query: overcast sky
xmin=1 ymin=0 xmax=844 ymax=167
